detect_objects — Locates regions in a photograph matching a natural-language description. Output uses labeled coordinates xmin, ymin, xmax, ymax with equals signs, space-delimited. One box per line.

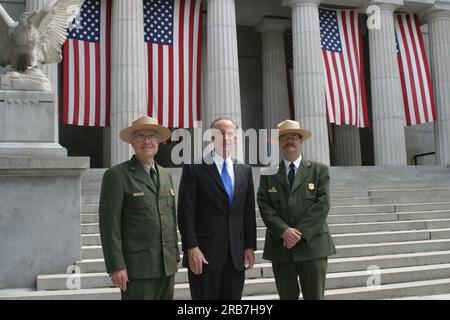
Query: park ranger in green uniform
xmin=99 ymin=115 xmax=180 ymax=300
xmin=257 ymin=120 xmax=336 ymax=300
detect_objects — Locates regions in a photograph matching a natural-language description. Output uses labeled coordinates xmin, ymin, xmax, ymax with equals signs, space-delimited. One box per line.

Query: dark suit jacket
xmin=257 ymin=159 xmax=336 ymax=262
xmin=177 ymin=156 xmax=257 ymax=271
xmin=99 ymin=155 xmax=180 ymax=279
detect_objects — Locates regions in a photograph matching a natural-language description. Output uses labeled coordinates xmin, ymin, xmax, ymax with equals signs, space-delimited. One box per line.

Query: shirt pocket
xmin=123 ymin=194 xmax=150 ymax=210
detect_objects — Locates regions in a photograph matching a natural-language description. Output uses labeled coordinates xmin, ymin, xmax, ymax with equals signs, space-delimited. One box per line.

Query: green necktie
xmin=150 ymin=167 xmax=158 ymax=190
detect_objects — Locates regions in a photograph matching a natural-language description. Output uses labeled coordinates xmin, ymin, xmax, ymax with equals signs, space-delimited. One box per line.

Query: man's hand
xmin=111 ymin=269 xmax=129 ymax=291
xmin=188 ymin=247 xmax=209 ymax=275
xmin=282 ymin=228 xmax=302 ymax=249
xmin=244 ymin=248 xmax=255 ymax=269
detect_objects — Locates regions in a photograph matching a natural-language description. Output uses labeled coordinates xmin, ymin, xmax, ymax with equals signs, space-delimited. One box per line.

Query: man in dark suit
xmin=257 ymin=119 xmax=336 ymax=300
xmin=99 ymin=115 xmax=179 ymax=300
xmin=177 ymin=116 xmax=257 ymax=300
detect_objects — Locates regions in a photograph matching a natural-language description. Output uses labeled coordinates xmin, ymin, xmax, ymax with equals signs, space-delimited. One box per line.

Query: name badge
xmin=133 ymin=192 xmax=145 ymax=197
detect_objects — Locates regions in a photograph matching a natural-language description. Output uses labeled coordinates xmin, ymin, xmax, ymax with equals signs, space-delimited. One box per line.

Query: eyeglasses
xmin=132 ymin=134 xmax=160 ymax=143
xmin=279 ymin=134 xmax=302 ymax=142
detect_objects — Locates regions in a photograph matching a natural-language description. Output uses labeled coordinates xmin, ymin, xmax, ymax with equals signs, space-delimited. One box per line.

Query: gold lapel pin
xmin=308 ymin=183 xmax=315 ymax=191
xmin=170 ymin=188 xmax=175 ymax=197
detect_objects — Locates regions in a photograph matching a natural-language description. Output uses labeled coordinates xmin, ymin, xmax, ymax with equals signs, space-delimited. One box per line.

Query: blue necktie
xmin=221 ymin=160 xmax=233 ymax=206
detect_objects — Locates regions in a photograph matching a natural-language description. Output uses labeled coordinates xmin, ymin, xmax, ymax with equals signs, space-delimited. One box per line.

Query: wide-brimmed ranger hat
xmin=119 ymin=115 xmax=171 ymax=143
xmin=271 ymin=119 xmax=312 ymax=143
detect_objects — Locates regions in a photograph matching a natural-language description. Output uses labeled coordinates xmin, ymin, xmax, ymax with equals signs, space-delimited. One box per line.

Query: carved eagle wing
xmin=34 ymin=0 xmax=85 ymax=65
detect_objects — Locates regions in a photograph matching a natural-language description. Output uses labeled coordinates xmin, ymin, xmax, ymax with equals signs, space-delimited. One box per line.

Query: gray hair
xmin=209 ymin=116 xmax=239 ymax=130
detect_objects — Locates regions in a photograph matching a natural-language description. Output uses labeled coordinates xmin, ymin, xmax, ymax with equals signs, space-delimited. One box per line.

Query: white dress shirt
xmin=212 ymin=151 xmax=235 ymax=188
xmin=283 ymin=155 xmax=302 ymax=177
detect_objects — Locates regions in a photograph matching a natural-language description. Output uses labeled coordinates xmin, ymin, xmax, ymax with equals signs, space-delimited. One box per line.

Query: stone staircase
xmin=2 ymin=166 xmax=450 ymax=300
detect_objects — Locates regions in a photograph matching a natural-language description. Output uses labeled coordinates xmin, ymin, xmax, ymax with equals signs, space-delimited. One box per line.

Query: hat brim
xmin=119 ymin=124 xmax=172 ymax=144
xmin=270 ymin=128 xmax=312 ymax=144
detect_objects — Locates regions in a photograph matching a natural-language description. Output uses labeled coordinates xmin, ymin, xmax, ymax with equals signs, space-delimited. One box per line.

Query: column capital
xmin=363 ymin=0 xmax=404 ymax=12
xmin=282 ymin=0 xmax=321 ymax=8
xmin=423 ymin=1 xmax=450 ymax=23
xmin=257 ymin=17 xmax=291 ymax=34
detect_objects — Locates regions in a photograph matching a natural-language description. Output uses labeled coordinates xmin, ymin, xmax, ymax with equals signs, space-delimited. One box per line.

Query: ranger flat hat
xmin=119 ymin=115 xmax=171 ymax=143
xmin=271 ymin=119 xmax=312 ymax=143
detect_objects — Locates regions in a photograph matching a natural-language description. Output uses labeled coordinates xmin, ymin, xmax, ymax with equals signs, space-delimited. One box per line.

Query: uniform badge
xmin=170 ymin=188 xmax=175 ymax=197
xmin=268 ymin=187 xmax=278 ymax=193
xmin=133 ymin=192 xmax=145 ymax=197
xmin=308 ymin=183 xmax=315 ymax=191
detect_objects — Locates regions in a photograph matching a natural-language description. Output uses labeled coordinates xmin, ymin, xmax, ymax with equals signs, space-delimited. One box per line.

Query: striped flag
xmin=394 ymin=13 xmax=436 ymax=126
xmin=319 ymin=8 xmax=369 ymax=128
xmin=144 ymin=0 xmax=202 ymax=129
xmin=63 ymin=0 xmax=111 ymax=127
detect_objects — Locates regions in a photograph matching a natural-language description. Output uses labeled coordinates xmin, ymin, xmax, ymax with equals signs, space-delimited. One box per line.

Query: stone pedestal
xmin=0 ymin=91 xmax=66 ymax=157
xmin=0 ymin=90 xmax=89 ymax=289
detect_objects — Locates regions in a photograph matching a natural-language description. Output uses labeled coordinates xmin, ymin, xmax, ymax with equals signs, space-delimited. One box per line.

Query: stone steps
xmin=75 ymin=249 xmax=450 ymax=275
xmin=244 ymin=278 xmax=450 ymax=300
xmin=80 ymin=219 xmax=450 ymax=244
xmin=12 ymin=166 xmax=450 ymax=300
xmin=36 ymin=262 xmax=450 ymax=294
xmin=171 ymin=263 xmax=450 ymax=299
xmin=80 ymin=238 xmax=450 ymax=261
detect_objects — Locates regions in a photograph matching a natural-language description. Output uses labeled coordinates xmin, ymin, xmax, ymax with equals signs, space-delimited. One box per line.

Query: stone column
xmin=26 ymin=0 xmax=59 ymax=142
xmin=257 ymin=17 xmax=291 ymax=130
xmin=205 ymin=0 xmax=242 ymax=128
xmin=332 ymin=125 xmax=362 ymax=166
xmin=427 ymin=9 xmax=450 ymax=165
xmin=201 ymin=12 xmax=207 ymax=127
xmin=110 ymin=0 xmax=147 ymax=165
xmin=282 ymin=0 xmax=330 ymax=165
xmin=368 ymin=1 xmax=407 ymax=165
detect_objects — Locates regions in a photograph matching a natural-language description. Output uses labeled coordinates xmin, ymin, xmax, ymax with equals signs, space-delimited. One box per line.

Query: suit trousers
xmin=188 ymin=248 xmax=245 ymax=300
xmin=121 ymin=275 xmax=175 ymax=300
xmin=272 ymin=257 xmax=328 ymax=300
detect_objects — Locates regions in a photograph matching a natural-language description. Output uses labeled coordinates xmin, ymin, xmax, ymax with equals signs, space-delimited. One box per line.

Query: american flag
xmin=319 ymin=8 xmax=369 ymax=128
xmin=394 ymin=13 xmax=436 ymax=126
xmin=144 ymin=0 xmax=202 ymax=128
xmin=63 ymin=0 xmax=111 ymax=127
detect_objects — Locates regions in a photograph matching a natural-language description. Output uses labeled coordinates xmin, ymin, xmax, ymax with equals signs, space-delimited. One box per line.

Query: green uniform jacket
xmin=257 ymin=159 xmax=336 ymax=262
xmin=99 ymin=155 xmax=180 ymax=279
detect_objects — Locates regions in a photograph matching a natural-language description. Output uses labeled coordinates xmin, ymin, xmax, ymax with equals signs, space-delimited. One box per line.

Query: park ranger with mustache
xmin=257 ymin=119 xmax=336 ymax=300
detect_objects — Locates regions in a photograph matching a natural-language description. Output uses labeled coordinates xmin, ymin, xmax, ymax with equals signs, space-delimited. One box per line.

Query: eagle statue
xmin=0 ymin=0 xmax=85 ymax=91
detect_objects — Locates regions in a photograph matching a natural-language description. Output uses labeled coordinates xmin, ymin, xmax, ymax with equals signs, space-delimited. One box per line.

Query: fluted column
xmin=427 ymin=9 xmax=450 ymax=165
xmin=332 ymin=125 xmax=362 ymax=166
xmin=205 ymin=0 xmax=242 ymax=128
xmin=282 ymin=0 xmax=330 ymax=165
xmin=26 ymin=0 xmax=59 ymax=142
xmin=110 ymin=0 xmax=147 ymax=165
xmin=201 ymin=12 xmax=207 ymax=127
xmin=257 ymin=17 xmax=291 ymax=130
xmin=368 ymin=1 xmax=407 ymax=165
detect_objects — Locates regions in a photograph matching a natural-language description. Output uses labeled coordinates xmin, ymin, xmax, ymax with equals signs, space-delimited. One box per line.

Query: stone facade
xmin=1 ymin=0 xmax=449 ymax=167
